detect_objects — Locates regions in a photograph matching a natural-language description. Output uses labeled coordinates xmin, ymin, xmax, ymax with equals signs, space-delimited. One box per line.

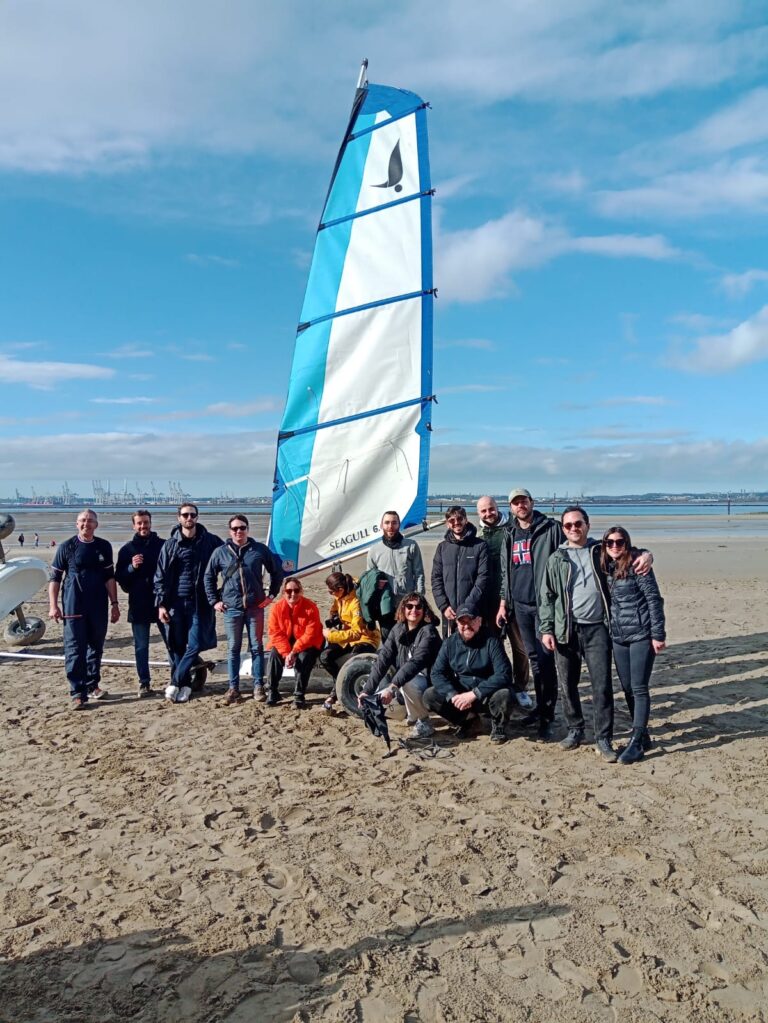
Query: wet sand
xmin=1 ymin=513 xmax=767 ymax=1022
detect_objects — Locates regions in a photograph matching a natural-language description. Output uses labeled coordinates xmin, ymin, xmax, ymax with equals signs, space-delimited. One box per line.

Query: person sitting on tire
xmin=424 ymin=607 xmax=513 ymax=743
xmin=359 ymin=592 xmax=442 ymax=739
xmin=319 ymin=572 xmax=380 ymax=712
xmin=265 ymin=578 xmax=324 ymax=709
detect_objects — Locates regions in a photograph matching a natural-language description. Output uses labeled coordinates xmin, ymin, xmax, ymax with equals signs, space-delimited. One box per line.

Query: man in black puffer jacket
xmin=424 ymin=607 xmax=512 ymax=743
xmin=431 ymin=506 xmax=489 ymax=638
xmin=116 ymin=510 xmax=165 ymax=697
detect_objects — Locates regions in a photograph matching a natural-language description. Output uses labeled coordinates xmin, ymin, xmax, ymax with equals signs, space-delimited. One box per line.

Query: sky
xmin=2 ymin=0 xmax=768 ymax=500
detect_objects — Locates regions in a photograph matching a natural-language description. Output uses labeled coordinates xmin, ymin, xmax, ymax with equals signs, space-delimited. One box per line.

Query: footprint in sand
xmin=262 ymin=866 xmax=294 ymax=897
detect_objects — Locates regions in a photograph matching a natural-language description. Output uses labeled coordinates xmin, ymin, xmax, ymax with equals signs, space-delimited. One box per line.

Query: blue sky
xmin=2 ymin=0 xmax=768 ymax=499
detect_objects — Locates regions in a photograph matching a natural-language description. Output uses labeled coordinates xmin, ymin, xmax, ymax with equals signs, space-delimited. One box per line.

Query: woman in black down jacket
xmin=360 ymin=592 xmax=442 ymax=739
xmin=601 ymin=525 xmax=666 ymax=764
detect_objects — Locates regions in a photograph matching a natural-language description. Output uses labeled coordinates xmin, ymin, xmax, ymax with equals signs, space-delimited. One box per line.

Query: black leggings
xmin=612 ymin=640 xmax=655 ymax=730
xmin=318 ymin=643 xmax=377 ymax=680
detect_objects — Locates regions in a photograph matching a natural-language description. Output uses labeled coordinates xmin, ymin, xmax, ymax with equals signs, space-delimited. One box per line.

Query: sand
xmin=1 ymin=512 xmax=767 ymax=1022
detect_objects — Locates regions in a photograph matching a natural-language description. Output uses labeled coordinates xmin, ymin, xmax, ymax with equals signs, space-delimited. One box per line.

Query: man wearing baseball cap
xmin=423 ymin=606 xmax=513 ymax=743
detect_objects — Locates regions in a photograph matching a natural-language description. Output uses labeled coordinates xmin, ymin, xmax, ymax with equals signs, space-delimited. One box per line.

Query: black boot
xmin=619 ymin=729 xmax=645 ymax=765
xmin=266 ymin=685 xmax=281 ymax=707
xmin=641 ymin=728 xmax=653 ymax=751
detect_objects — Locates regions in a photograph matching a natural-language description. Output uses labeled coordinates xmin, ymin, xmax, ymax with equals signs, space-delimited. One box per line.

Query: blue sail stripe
xmin=279 ymin=395 xmax=433 ymax=440
xmin=299 ymin=289 xmax=431 ymax=332
xmin=320 ymin=189 xmax=433 ymax=231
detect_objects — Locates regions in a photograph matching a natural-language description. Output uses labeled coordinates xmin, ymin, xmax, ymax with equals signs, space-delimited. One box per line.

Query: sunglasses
xmin=605 ymin=538 xmax=626 ymax=548
xmin=447 ymin=517 xmax=466 ymax=525
xmin=563 ymin=520 xmax=585 ymax=530
xmin=285 ymin=587 xmax=301 ymax=594
xmin=230 ymin=525 xmax=247 ymax=531
xmin=180 ymin=512 xmax=198 ymax=519
xmin=404 ymin=602 xmax=423 ymax=611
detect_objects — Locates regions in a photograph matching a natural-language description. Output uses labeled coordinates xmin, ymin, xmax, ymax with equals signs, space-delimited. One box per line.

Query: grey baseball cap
xmin=508 ymin=488 xmax=532 ymax=503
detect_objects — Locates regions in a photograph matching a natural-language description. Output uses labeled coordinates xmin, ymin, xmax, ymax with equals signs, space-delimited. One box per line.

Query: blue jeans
xmin=131 ymin=622 xmax=152 ymax=685
xmin=166 ymin=599 xmax=203 ymax=688
xmin=223 ymin=607 xmax=264 ymax=690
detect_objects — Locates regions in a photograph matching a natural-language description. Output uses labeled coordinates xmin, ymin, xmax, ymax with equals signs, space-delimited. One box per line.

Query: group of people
xmin=47 ymin=491 xmax=666 ymax=765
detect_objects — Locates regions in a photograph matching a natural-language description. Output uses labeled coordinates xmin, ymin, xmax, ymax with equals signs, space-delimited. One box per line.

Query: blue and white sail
xmin=270 ymin=65 xmax=435 ymax=574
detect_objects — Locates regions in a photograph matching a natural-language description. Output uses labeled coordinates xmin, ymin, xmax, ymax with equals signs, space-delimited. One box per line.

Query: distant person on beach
xmin=366 ymin=511 xmax=426 ymax=630
xmin=319 ymin=571 xmax=380 ymax=712
xmin=48 ymin=509 xmax=120 ymax=709
xmin=204 ymin=514 xmax=283 ymax=705
xmin=539 ymin=506 xmax=653 ymax=762
xmin=34 ymin=532 xmax=39 ymax=547
xmin=431 ymin=506 xmax=489 ymax=638
xmin=154 ymin=503 xmax=223 ymax=703
xmin=18 ymin=533 xmax=24 ymax=547
xmin=116 ymin=510 xmax=165 ymax=698
xmin=476 ymin=495 xmax=531 ymax=709
xmin=601 ymin=525 xmax=666 ymax=764
xmin=360 ymin=591 xmax=442 ymax=739
xmin=265 ymin=578 xmax=323 ymax=709
xmin=424 ymin=607 xmax=512 ymax=743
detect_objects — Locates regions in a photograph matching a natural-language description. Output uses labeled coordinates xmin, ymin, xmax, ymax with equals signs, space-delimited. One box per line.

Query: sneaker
xmin=71 ymin=696 xmax=86 ymax=710
xmin=176 ymin=686 xmax=192 ymax=703
xmin=90 ymin=686 xmax=108 ymax=700
xmin=138 ymin=685 xmax=153 ymax=698
xmin=560 ymin=728 xmax=584 ymax=751
xmin=164 ymin=685 xmax=180 ymax=703
xmin=322 ymin=695 xmax=336 ymax=713
xmin=412 ymin=718 xmax=435 ymax=739
xmin=490 ymin=723 xmax=508 ymax=744
xmin=595 ymin=738 xmax=619 ymax=763
xmin=253 ymin=684 xmax=266 ymax=703
xmin=515 ymin=691 xmax=535 ymax=710
xmin=225 ymin=689 xmax=244 ymax=706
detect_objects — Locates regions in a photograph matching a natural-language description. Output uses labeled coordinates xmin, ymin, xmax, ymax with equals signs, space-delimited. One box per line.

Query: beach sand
xmin=1 ymin=512 xmax=767 ymax=1022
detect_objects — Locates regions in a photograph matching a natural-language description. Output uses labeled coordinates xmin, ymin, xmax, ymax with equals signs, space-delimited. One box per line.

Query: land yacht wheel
xmin=5 ymin=615 xmax=46 ymax=646
xmin=336 ymin=653 xmax=378 ymax=718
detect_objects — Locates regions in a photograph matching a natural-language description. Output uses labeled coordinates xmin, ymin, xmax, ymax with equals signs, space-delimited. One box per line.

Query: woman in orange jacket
xmin=319 ymin=571 xmax=380 ymax=712
xmin=265 ymin=578 xmax=324 ymax=708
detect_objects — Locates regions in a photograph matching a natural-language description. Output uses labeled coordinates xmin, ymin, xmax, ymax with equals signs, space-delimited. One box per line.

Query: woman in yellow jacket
xmin=319 ymin=571 xmax=380 ymax=712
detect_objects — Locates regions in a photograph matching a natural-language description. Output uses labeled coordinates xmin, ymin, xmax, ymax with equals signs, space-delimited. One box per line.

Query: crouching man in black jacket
xmin=423 ymin=607 xmax=513 ymax=743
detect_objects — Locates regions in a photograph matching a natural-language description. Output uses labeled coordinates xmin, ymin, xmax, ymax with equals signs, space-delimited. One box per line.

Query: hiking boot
xmin=225 ymin=689 xmax=244 ymax=706
xmin=490 ymin=722 xmax=508 ymax=744
xmin=293 ymin=695 xmax=308 ymax=709
xmin=412 ymin=718 xmax=435 ymax=739
xmin=90 ymin=686 xmax=108 ymax=700
xmin=536 ymin=720 xmax=553 ymax=742
xmin=138 ymin=684 xmax=153 ymax=699
xmin=253 ymin=684 xmax=266 ymax=703
xmin=595 ymin=738 xmax=619 ymax=763
xmin=514 ymin=691 xmax=535 ymax=710
xmin=560 ymin=728 xmax=584 ymax=751
xmin=266 ymin=689 xmax=281 ymax=707
xmin=618 ymin=730 xmax=645 ymax=765
xmin=641 ymin=729 xmax=653 ymax=751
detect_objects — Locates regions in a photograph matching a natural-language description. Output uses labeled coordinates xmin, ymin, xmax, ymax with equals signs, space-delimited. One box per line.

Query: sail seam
xmin=298 ymin=289 xmax=435 ymax=333
xmin=320 ymin=189 xmax=433 ymax=231
xmin=278 ymin=395 xmax=434 ymax=440
xmin=348 ymin=103 xmax=427 ymax=141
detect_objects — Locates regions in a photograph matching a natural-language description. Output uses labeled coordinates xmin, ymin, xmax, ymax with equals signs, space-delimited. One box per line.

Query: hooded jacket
xmin=266 ymin=594 xmax=324 ymax=656
xmin=116 ymin=530 xmax=164 ymax=624
xmin=366 ymin=536 xmax=425 ymax=596
xmin=153 ymin=524 xmax=223 ymax=651
xmin=430 ymin=522 xmax=489 ymax=617
xmin=500 ymin=509 xmax=564 ymax=605
xmin=538 ymin=539 xmax=611 ymax=644
xmin=430 ymin=625 xmax=512 ymax=703
xmin=204 ymin=538 xmax=283 ymax=612
xmin=365 ymin=620 xmax=442 ymax=693
xmin=326 ymin=590 xmax=381 ymax=649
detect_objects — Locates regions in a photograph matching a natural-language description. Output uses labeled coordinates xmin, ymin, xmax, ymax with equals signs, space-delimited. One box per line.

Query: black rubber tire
xmin=336 ymin=652 xmax=378 ymax=718
xmin=189 ymin=657 xmax=208 ymax=693
xmin=4 ymin=616 xmax=46 ymax=646
xmin=0 ymin=513 xmax=15 ymax=541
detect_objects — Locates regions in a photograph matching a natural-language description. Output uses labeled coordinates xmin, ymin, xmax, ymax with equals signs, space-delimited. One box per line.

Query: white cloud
xmin=185 ymin=253 xmax=240 ymax=268
xmin=600 ymin=395 xmax=672 ymax=407
xmin=104 ymin=345 xmax=155 ymax=359
xmin=441 ymin=384 xmax=505 ymax=394
xmin=669 ymin=305 xmax=768 ymax=373
xmin=670 ymin=312 xmax=734 ymax=331
xmin=0 ymin=354 xmax=113 ymax=390
xmin=596 ymin=157 xmax=768 ymax=218
xmin=90 ymin=396 xmax=157 ymax=405
xmin=436 ymin=209 xmax=680 ymax=303
xmin=720 ymin=269 xmax=768 ymax=298
xmin=147 ymin=400 xmax=279 ymax=421
xmin=681 ymin=87 xmax=768 ymax=154
xmin=181 ymin=353 xmax=215 ymax=363
xmin=437 ymin=338 xmax=496 ymax=351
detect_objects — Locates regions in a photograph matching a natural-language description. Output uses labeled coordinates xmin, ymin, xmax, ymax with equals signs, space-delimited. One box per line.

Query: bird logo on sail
xmin=373 ymin=140 xmax=403 ymax=192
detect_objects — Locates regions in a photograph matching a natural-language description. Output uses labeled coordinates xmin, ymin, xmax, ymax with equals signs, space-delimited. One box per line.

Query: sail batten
xmin=269 ymin=77 xmax=434 ymax=574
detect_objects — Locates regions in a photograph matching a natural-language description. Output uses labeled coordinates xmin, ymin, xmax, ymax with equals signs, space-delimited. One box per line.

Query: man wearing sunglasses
xmin=538 ymin=506 xmax=652 ymax=762
xmin=154 ymin=503 xmax=224 ymax=701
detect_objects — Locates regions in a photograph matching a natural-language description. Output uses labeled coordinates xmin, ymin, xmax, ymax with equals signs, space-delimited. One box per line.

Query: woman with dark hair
xmin=265 ymin=578 xmax=324 ymax=709
xmin=360 ymin=592 xmax=442 ymax=738
xmin=601 ymin=525 xmax=666 ymax=764
xmin=319 ymin=572 xmax=380 ymax=712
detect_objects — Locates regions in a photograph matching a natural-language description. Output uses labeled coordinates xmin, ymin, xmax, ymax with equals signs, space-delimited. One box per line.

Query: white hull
xmin=0 ymin=557 xmax=49 ymax=619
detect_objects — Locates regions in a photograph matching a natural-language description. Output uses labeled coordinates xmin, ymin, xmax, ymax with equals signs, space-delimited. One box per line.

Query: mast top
xmin=356 ymin=59 xmax=368 ymax=91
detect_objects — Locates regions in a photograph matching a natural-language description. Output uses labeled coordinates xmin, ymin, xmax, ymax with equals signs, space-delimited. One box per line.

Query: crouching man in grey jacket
xmin=423 ymin=607 xmax=513 ymax=743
